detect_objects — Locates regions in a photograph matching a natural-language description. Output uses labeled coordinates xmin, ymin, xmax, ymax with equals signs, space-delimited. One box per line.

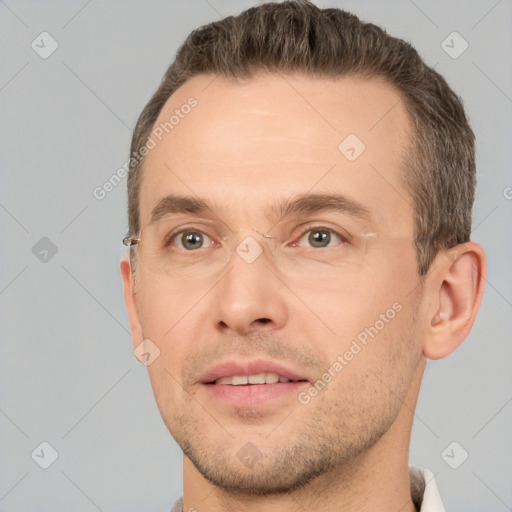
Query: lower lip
xmin=202 ymin=382 xmax=308 ymax=407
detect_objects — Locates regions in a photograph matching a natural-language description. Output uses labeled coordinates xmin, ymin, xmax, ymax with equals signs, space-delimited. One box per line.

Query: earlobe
xmin=120 ymin=258 xmax=144 ymax=350
xmin=423 ymin=242 xmax=486 ymax=360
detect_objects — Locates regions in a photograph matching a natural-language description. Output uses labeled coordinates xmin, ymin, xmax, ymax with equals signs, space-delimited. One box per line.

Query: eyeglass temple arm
xmin=123 ymin=236 xmax=141 ymax=247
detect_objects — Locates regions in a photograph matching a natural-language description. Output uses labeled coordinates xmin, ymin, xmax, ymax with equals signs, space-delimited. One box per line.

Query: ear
xmin=120 ymin=258 xmax=144 ymax=350
xmin=422 ymin=241 xmax=486 ymax=360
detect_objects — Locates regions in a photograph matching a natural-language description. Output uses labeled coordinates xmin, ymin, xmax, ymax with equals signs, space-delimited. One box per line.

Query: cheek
xmin=136 ymin=272 xmax=205 ymax=340
xmin=137 ymin=281 xmax=192 ymax=414
xmin=309 ymin=253 xmax=419 ymax=357
xmin=136 ymin=283 xmax=171 ymax=339
xmin=135 ymin=278 xmax=188 ymax=397
xmin=135 ymin=273 xmax=212 ymax=384
xmin=323 ymin=296 xmax=421 ymax=417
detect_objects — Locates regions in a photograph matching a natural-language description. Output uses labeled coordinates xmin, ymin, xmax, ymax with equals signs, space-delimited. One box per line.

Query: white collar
xmin=409 ymin=466 xmax=446 ymax=511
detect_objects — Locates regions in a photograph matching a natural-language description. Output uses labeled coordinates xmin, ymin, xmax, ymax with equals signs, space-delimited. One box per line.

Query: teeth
xmin=215 ymin=372 xmax=292 ymax=385
xmin=216 ymin=377 xmax=234 ymax=384
xmin=265 ymin=373 xmax=279 ymax=384
xmin=248 ymin=373 xmax=266 ymax=384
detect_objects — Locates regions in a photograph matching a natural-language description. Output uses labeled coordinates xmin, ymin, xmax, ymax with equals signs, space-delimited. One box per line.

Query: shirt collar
xmin=409 ymin=466 xmax=446 ymax=512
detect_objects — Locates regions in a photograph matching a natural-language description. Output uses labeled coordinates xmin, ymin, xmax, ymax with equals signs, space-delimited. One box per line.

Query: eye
xmin=171 ymin=230 xmax=213 ymax=250
xmin=296 ymin=228 xmax=344 ymax=248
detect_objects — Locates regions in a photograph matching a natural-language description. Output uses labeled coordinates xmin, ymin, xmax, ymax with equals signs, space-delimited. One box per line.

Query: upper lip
xmin=198 ymin=359 xmax=310 ymax=384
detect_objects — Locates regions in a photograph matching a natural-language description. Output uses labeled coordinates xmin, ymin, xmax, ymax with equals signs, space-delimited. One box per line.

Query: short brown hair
xmin=127 ymin=0 xmax=475 ymax=275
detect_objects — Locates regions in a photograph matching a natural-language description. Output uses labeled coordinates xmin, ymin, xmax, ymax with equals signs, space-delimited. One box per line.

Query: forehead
xmin=139 ymin=73 xmax=413 ymax=234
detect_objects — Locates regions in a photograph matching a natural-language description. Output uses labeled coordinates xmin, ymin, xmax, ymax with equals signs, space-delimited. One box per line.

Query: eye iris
xmin=309 ymin=230 xmax=330 ymax=248
xmin=182 ymin=232 xmax=203 ymax=250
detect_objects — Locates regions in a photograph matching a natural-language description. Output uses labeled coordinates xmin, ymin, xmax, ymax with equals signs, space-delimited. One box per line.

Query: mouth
xmin=207 ymin=372 xmax=308 ymax=386
xmin=198 ymin=360 xmax=310 ymax=407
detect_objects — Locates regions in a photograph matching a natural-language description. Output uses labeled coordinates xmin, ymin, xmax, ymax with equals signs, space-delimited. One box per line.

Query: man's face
xmin=125 ymin=73 xmax=426 ymax=492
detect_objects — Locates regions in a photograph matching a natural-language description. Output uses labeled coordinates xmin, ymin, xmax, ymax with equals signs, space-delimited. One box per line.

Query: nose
xmin=212 ymin=240 xmax=289 ymax=336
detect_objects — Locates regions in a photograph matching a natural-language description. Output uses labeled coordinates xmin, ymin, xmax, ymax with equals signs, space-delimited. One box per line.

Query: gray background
xmin=1 ymin=1 xmax=511 ymax=511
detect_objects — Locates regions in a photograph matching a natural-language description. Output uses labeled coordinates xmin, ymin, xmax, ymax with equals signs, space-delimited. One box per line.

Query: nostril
xmin=256 ymin=318 xmax=271 ymax=324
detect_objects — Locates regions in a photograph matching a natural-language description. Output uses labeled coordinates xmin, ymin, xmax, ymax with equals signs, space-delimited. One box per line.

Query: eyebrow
xmin=150 ymin=192 xmax=373 ymax=225
xmin=151 ymin=195 xmax=209 ymax=223
xmin=269 ymin=193 xmax=372 ymax=224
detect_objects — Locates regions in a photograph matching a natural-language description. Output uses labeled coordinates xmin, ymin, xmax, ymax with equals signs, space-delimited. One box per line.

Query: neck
xmin=182 ymin=360 xmax=425 ymax=512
